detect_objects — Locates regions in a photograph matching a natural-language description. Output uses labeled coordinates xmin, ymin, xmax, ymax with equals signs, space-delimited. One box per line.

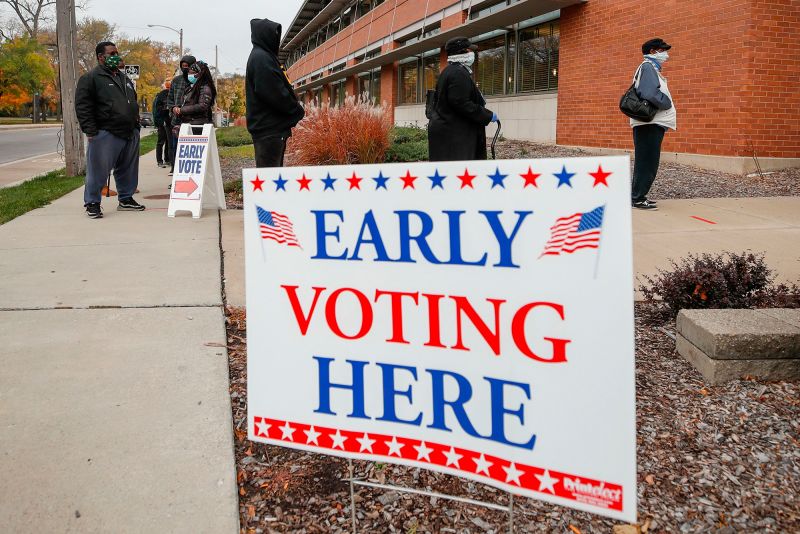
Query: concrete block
xmin=676 ymin=309 xmax=800 ymax=360
xmin=676 ymin=334 xmax=800 ymax=385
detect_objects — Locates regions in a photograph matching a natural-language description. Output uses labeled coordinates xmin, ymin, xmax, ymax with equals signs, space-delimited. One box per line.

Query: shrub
xmin=216 ymin=126 xmax=252 ymax=147
xmin=639 ymin=251 xmax=799 ymax=318
xmin=384 ymin=126 xmax=428 ymax=163
xmin=286 ymin=96 xmax=392 ymax=166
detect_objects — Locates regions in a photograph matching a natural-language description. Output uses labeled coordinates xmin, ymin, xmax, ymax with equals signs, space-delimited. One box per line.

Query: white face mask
xmin=649 ymin=51 xmax=669 ymax=63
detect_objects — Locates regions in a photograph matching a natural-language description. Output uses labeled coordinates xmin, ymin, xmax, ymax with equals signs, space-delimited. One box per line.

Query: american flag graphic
xmin=256 ymin=206 xmax=301 ymax=248
xmin=541 ymin=206 xmax=605 ymax=256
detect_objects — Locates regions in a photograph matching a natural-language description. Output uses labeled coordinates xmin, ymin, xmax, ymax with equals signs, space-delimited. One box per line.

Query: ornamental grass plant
xmin=286 ymin=95 xmax=392 ymax=166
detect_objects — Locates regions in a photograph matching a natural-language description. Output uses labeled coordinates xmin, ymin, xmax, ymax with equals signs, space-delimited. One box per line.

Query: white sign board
xmin=124 ymin=64 xmax=140 ymax=80
xmin=168 ymin=123 xmax=226 ymax=218
xmin=243 ymin=156 xmax=636 ymax=521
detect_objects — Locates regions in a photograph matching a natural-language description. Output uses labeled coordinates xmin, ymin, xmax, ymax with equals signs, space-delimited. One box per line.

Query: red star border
xmin=250 ymin=176 xmax=265 ymax=192
xmin=589 ymin=165 xmax=612 ymax=187
xmin=297 ymin=174 xmax=312 ymax=191
xmin=252 ymin=416 xmax=625 ymax=513
xmin=457 ymin=169 xmax=476 ymax=189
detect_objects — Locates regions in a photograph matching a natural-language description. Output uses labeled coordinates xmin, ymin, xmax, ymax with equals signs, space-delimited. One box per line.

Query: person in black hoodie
xmin=75 ymin=41 xmax=145 ymax=218
xmin=246 ymin=18 xmax=305 ymax=167
xmin=153 ymin=81 xmax=171 ymax=167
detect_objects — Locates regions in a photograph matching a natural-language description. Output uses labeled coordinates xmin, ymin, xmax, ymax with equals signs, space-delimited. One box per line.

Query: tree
xmin=115 ymin=36 xmax=179 ymax=112
xmin=0 ymin=0 xmax=56 ymax=39
xmin=75 ymin=17 xmax=116 ymax=74
xmin=0 ymin=35 xmax=53 ymax=114
xmin=216 ymin=74 xmax=245 ymax=118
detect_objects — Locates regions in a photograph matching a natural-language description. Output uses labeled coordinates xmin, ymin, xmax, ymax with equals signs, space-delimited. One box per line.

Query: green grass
xmin=0 ymin=169 xmax=84 ymax=225
xmin=139 ymin=130 xmax=158 ymax=155
xmin=219 ymin=144 xmax=255 ymax=159
xmin=216 ymin=126 xmax=252 ymax=147
xmin=0 ymin=117 xmax=63 ymax=125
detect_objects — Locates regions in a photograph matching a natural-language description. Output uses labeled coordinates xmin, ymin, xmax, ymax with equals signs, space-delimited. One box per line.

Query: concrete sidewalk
xmin=0 ymin=155 xmax=239 ymax=531
xmin=220 ymin=196 xmax=800 ymax=307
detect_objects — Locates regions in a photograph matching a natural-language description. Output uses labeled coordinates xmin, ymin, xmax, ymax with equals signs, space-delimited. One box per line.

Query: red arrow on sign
xmin=174 ymin=177 xmax=198 ymax=195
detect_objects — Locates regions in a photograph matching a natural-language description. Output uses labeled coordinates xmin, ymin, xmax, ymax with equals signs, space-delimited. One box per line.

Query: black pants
xmin=253 ymin=136 xmax=287 ymax=168
xmin=169 ymin=132 xmax=178 ymax=173
xmin=631 ymin=124 xmax=666 ymax=202
xmin=156 ymin=123 xmax=170 ymax=164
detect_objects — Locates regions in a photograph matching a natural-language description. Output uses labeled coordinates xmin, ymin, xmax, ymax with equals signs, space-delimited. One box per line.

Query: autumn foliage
xmin=285 ymin=96 xmax=392 ymax=166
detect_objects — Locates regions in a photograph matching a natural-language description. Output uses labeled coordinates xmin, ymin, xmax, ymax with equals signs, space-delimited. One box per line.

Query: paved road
xmin=0 ymin=127 xmax=61 ymax=164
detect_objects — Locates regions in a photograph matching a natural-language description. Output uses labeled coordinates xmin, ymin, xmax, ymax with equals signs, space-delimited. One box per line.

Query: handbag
xmin=619 ymin=63 xmax=657 ymax=122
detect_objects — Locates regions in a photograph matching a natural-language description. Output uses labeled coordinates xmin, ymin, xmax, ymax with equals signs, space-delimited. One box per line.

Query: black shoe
xmin=118 ymin=197 xmax=146 ymax=211
xmin=644 ymin=198 xmax=658 ymax=206
xmin=632 ymin=200 xmax=658 ymax=211
xmin=157 ymin=161 xmax=164 ymax=167
xmin=85 ymin=202 xmax=103 ymax=219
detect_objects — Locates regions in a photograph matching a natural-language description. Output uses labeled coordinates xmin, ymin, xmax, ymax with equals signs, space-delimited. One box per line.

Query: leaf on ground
xmin=568 ymin=525 xmax=582 ymax=534
xmin=613 ymin=526 xmax=640 ymax=534
xmin=645 ymin=474 xmax=655 ymax=485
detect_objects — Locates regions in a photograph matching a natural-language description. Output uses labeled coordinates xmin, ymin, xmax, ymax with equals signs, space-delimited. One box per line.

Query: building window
xmin=517 ymin=20 xmax=559 ymax=93
xmin=359 ymin=69 xmax=381 ymax=104
xmin=474 ymin=34 xmax=505 ymax=97
xmin=399 ymin=60 xmax=418 ymax=104
xmin=356 ymin=0 xmax=371 ymax=19
xmin=423 ymin=54 xmax=440 ymax=94
xmin=331 ymin=79 xmax=346 ymax=107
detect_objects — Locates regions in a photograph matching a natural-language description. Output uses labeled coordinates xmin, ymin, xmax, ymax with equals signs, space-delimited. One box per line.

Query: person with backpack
xmin=630 ymin=38 xmax=676 ymax=211
xmin=166 ymin=54 xmax=197 ymax=175
xmin=427 ymin=36 xmax=497 ymax=161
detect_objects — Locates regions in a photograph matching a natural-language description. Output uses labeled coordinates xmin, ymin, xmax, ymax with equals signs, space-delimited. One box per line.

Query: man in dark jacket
xmin=153 ymin=82 xmax=170 ymax=167
xmin=75 ymin=41 xmax=145 ymax=218
xmin=166 ymin=54 xmax=196 ymax=175
xmin=428 ymin=37 xmax=496 ymax=162
xmin=246 ymin=18 xmax=305 ymax=167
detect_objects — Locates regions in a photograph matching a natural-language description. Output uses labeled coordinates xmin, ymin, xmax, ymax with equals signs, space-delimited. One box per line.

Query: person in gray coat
xmin=630 ymin=38 xmax=676 ymax=211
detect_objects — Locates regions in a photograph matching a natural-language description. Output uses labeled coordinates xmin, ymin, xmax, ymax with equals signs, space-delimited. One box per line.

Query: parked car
xmin=140 ymin=112 xmax=153 ymax=127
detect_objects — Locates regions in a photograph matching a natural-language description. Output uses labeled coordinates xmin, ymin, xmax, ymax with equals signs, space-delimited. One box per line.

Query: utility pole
xmin=56 ymin=0 xmax=85 ymax=176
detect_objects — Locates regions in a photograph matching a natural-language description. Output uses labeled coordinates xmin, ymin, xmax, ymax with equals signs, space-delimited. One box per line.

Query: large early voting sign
xmin=168 ymin=123 xmax=226 ymax=218
xmin=243 ymin=157 xmax=636 ymax=521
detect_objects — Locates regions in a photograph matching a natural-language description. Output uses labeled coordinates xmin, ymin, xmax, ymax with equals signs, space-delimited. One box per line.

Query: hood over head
xmin=180 ymin=54 xmax=197 ymax=67
xmin=251 ymin=18 xmax=281 ymax=55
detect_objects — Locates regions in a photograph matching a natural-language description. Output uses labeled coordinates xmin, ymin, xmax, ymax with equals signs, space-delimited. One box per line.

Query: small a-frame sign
xmin=168 ymin=123 xmax=226 ymax=218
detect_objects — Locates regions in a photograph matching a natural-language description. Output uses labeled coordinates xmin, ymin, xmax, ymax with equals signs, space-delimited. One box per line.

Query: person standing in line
xmin=166 ymin=54 xmax=197 ymax=175
xmin=245 ymin=18 xmax=305 ymax=167
xmin=630 ymin=38 xmax=676 ymax=211
xmin=153 ymin=81 xmax=171 ymax=168
xmin=428 ymin=36 xmax=497 ymax=161
xmin=75 ymin=41 xmax=146 ymax=219
xmin=172 ymin=61 xmax=217 ymax=131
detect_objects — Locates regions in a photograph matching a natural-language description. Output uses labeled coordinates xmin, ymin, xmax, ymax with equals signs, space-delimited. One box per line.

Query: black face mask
xmin=181 ymin=67 xmax=189 ymax=79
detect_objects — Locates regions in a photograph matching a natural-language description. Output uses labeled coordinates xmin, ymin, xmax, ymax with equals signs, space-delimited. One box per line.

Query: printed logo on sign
xmin=562 ymin=477 xmax=623 ymax=509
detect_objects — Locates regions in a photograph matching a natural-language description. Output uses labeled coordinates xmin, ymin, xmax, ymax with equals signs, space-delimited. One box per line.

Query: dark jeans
xmin=84 ymin=129 xmax=140 ymax=205
xmin=631 ymin=124 xmax=666 ymax=203
xmin=253 ymin=136 xmax=287 ymax=168
xmin=156 ymin=123 xmax=170 ymax=164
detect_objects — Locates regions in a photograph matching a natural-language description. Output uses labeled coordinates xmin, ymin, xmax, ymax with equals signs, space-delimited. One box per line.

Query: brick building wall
xmin=558 ymin=0 xmax=800 ymax=158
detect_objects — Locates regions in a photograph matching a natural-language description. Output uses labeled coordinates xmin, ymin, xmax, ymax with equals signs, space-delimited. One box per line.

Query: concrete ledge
xmin=676 ymin=309 xmax=800 ymax=360
xmin=676 ymin=333 xmax=800 ymax=385
xmin=559 ymin=145 xmax=800 ymax=174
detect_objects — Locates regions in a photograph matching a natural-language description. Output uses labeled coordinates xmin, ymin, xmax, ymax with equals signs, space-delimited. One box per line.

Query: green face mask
xmin=104 ymin=54 xmax=121 ymax=69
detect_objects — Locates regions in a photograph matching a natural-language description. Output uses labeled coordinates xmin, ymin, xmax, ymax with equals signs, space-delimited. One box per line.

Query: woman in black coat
xmin=428 ymin=37 xmax=496 ymax=161
xmin=172 ymin=61 xmax=216 ymax=135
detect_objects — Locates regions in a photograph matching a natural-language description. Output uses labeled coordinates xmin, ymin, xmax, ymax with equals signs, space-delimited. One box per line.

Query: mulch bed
xmin=225 ymin=304 xmax=800 ymax=534
xmin=220 ymin=140 xmax=799 ymax=210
